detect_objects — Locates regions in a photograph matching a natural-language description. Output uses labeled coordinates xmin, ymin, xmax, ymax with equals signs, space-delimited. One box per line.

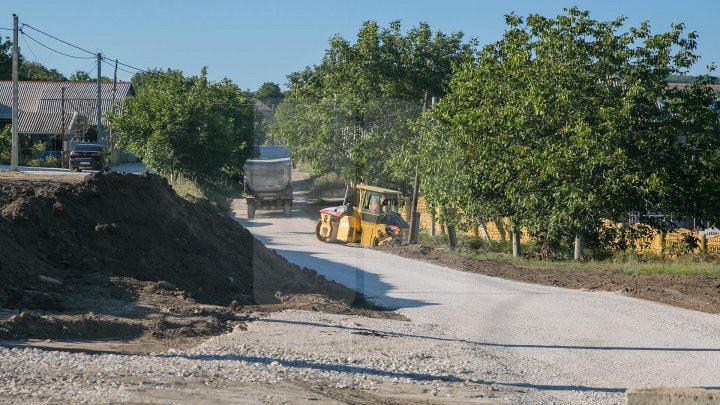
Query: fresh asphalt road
xmin=234 ymin=201 xmax=720 ymax=400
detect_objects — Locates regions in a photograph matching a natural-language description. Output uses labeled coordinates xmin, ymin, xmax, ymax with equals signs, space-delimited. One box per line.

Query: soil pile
xmin=0 ymin=172 xmax=360 ymax=311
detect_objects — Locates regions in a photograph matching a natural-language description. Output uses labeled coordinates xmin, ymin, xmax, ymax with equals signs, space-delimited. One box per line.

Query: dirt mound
xmin=0 ymin=172 xmax=360 ymax=310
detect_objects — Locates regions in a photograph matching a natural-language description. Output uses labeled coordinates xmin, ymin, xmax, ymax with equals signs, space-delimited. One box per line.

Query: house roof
xmin=0 ymin=81 xmax=133 ymax=135
xmin=668 ymin=83 xmax=720 ymax=100
xmin=251 ymin=98 xmax=273 ymax=112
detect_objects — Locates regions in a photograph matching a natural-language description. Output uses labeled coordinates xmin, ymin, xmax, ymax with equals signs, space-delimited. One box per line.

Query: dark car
xmin=69 ymin=143 xmax=109 ymax=172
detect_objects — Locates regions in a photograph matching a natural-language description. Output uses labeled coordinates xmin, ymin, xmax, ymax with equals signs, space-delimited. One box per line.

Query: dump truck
xmin=243 ymin=146 xmax=293 ymax=219
xmin=315 ymin=183 xmax=409 ymax=247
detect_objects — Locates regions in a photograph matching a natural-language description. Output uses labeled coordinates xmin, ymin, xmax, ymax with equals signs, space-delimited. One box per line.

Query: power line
xmin=102 ymin=58 xmax=135 ymax=76
xmin=114 ymin=60 xmax=145 ymax=72
xmin=20 ymin=31 xmax=95 ymax=59
xmin=20 ymin=23 xmax=96 ymax=56
xmin=19 ymin=32 xmax=43 ymax=79
xmin=21 ymin=21 xmax=153 ymax=77
xmin=20 ymin=33 xmax=40 ymax=63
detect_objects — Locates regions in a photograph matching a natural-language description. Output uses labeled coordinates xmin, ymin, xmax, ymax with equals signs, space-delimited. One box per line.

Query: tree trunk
xmin=511 ymin=230 xmax=521 ymax=257
xmin=573 ymin=231 xmax=585 ymax=261
xmin=429 ymin=209 xmax=436 ymax=236
xmin=497 ymin=220 xmax=507 ymax=241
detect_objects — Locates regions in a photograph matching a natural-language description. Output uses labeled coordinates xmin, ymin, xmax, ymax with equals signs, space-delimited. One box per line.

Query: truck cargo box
xmin=243 ymin=157 xmax=292 ymax=193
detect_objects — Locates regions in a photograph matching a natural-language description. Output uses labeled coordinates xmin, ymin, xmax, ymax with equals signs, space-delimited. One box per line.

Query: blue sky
xmin=6 ymin=0 xmax=719 ymax=90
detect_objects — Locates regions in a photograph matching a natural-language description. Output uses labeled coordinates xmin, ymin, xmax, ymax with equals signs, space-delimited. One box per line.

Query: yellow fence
xmin=401 ymin=197 xmax=719 ymax=256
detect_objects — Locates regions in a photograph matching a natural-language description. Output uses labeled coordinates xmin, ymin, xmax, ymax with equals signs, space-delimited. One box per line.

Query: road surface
xmin=232 ymin=199 xmax=720 ymax=402
xmin=0 ymin=162 xmax=151 ymax=174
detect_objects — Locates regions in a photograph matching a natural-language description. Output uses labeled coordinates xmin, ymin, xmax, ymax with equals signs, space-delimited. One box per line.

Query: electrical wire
xmin=75 ymin=59 xmax=99 ymax=74
xmin=20 ymin=23 xmax=96 ymax=56
xmin=20 ymin=31 xmax=95 ymax=59
xmin=101 ymin=58 xmax=134 ymax=79
xmin=20 ymin=33 xmax=40 ymax=63
xmin=19 ymin=33 xmax=44 ymax=79
xmin=19 ymin=21 xmax=165 ymax=79
xmin=114 ymin=60 xmax=145 ymax=72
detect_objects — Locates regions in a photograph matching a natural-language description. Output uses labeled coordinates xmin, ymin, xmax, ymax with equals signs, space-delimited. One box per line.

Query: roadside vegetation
xmin=270 ymin=20 xmax=474 ymax=190
xmin=110 ymin=68 xmax=254 ymax=184
xmin=418 ymin=233 xmax=720 ymax=277
xmin=168 ymin=174 xmax=242 ymax=212
xmin=271 ymin=9 xmax=720 ymax=262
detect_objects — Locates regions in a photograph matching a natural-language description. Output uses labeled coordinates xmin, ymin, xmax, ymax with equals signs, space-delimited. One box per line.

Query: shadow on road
xmin=251 ymin=242 xmax=433 ymax=310
xmin=161 ymin=352 xmax=629 ymax=393
xmin=256 ymin=318 xmax=720 ymax=353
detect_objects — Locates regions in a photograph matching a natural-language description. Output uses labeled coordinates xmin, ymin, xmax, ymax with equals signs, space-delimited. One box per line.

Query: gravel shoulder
xmin=0 ymin=310 xmax=537 ymax=404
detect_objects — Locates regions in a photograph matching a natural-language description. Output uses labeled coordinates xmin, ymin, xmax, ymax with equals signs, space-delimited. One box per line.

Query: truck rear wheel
xmin=247 ymin=201 xmax=256 ymax=219
xmin=283 ymin=201 xmax=292 ymax=217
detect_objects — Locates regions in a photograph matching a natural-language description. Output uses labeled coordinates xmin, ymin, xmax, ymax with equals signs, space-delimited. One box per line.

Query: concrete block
xmin=626 ymin=387 xmax=720 ymax=405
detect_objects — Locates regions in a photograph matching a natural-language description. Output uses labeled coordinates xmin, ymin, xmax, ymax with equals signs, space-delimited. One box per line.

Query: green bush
xmin=24 ymin=158 xmax=45 ymax=167
xmin=45 ymin=156 xmax=61 ymax=168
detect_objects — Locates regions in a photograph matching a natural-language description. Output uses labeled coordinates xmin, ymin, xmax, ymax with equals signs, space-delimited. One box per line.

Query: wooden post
xmin=701 ymin=233 xmax=707 ymax=255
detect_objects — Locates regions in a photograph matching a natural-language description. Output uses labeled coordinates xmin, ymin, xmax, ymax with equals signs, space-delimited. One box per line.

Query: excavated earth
xmin=0 ymin=172 xmax=398 ymax=353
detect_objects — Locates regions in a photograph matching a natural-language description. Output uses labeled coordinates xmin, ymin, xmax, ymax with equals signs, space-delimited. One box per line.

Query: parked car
xmin=69 ymin=143 xmax=109 ymax=172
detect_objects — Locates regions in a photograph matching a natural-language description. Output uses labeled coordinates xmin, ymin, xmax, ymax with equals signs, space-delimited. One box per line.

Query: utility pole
xmin=110 ymin=59 xmax=118 ymax=165
xmin=96 ymin=53 xmax=103 ymax=145
xmin=409 ymin=95 xmax=436 ymax=244
xmin=60 ymin=87 xmax=65 ymax=168
xmin=10 ymin=14 xmax=19 ymax=170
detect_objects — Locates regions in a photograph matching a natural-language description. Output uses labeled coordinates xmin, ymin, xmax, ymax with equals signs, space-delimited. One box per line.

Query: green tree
xmin=419 ymin=8 xmax=720 ymax=258
xmin=69 ymin=70 xmax=112 ymax=82
xmin=69 ymin=70 xmax=92 ymax=81
xmin=254 ymin=82 xmax=283 ymax=103
xmin=20 ymin=61 xmax=66 ymax=81
xmin=0 ymin=38 xmax=14 ymax=80
xmin=1 ymin=38 xmax=71 ymax=82
xmin=271 ymin=21 xmax=475 ymax=187
xmin=0 ymin=124 xmax=10 ymax=164
xmin=110 ymin=68 xmax=254 ymax=181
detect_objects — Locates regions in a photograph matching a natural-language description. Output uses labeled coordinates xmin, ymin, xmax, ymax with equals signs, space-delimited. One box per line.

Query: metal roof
xmin=357 ymin=184 xmax=401 ymax=195
xmin=0 ymin=81 xmax=133 ymax=134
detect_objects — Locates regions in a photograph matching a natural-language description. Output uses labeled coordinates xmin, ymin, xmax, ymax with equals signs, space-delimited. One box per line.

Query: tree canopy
xmin=21 ymin=61 xmax=66 ymax=81
xmin=270 ymin=21 xmax=476 ymax=187
xmin=254 ymin=82 xmax=283 ymax=103
xmin=418 ymin=8 xmax=720 ymax=257
xmin=110 ymin=68 xmax=254 ymax=181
